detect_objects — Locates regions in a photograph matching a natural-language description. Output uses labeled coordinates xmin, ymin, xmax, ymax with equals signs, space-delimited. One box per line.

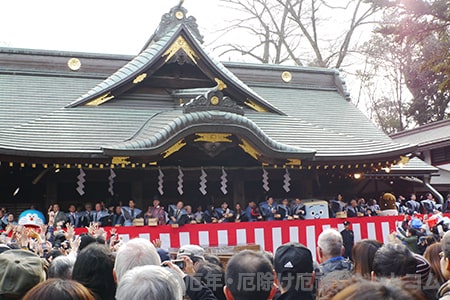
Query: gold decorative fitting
xmin=133 ymin=73 xmax=147 ymax=84
xmin=175 ymin=10 xmax=184 ymax=20
xmin=162 ymin=139 xmax=186 ymax=158
xmin=112 ymin=157 xmax=130 ymax=165
xmin=238 ymin=138 xmax=261 ymax=160
xmin=85 ymin=92 xmax=114 ymax=106
xmin=67 ymin=58 xmax=81 ymax=71
xmin=281 ymin=71 xmax=292 ymax=83
xmin=397 ymin=156 xmax=410 ymax=166
xmin=194 ymin=133 xmax=232 ymax=143
xmin=210 ymin=96 xmax=219 ymax=105
xmin=162 ymin=35 xmax=199 ymax=64
xmin=214 ymin=78 xmax=227 ymax=91
xmin=244 ymin=99 xmax=268 ymax=112
xmin=286 ymin=159 xmax=301 ymax=166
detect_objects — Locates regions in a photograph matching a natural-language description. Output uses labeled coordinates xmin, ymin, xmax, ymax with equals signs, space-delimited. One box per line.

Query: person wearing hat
xmin=0 ymin=249 xmax=46 ymax=299
xmin=177 ymin=244 xmax=205 ymax=272
xmin=340 ymin=221 xmax=354 ymax=260
xmin=274 ymin=242 xmax=315 ymax=300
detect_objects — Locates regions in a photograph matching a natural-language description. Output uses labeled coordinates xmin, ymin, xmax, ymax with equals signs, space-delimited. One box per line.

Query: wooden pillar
xmin=302 ymin=177 xmax=314 ymax=198
xmin=131 ymin=179 xmax=144 ymax=209
xmin=46 ymin=180 xmax=57 ymax=208
xmin=232 ymin=171 xmax=245 ymax=206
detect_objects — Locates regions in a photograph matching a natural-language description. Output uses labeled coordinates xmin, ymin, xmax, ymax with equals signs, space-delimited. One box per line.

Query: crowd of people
xmin=1 ymin=191 xmax=450 ymax=299
xmin=1 ymin=207 xmax=450 ymax=299
xmin=2 ymin=191 xmax=449 ymax=230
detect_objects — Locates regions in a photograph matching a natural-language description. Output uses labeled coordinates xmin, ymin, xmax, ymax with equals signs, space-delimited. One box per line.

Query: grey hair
xmin=114 ymin=238 xmax=161 ymax=282
xmin=48 ymin=255 xmax=76 ymax=280
xmin=115 ymin=265 xmax=184 ymax=300
xmin=318 ymin=228 xmax=343 ymax=257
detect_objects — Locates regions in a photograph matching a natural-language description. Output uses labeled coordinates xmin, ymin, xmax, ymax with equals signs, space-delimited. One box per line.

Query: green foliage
xmin=366 ymin=0 xmax=450 ymax=126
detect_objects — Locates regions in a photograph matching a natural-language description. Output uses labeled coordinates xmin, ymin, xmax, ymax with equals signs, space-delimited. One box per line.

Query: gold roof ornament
xmin=210 ymin=96 xmax=219 ymax=105
xmin=85 ymin=92 xmax=114 ymax=106
xmin=194 ymin=133 xmax=232 ymax=143
xmin=286 ymin=159 xmax=301 ymax=166
xmin=162 ymin=36 xmax=199 ymax=64
xmin=112 ymin=156 xmax=130 ymax=165
xmin=214 ymin=78 xmax=227 ymax=91
xmin=175 ymin=10 xmax=184 ymax=20
xmin=162 ymin=139 xmax=186 ymax=158
xmin=281 ymin=71 xmax=292 ymax=83
xmin=244 ymin=99 xmax=268 ymax=112
xmin=239 ymin=138 xmax=261 ymax=160
xmin=133 ymin=73 xmax=147 ymax=84
xmin=67 ymin=58 xmax=81 ymax=71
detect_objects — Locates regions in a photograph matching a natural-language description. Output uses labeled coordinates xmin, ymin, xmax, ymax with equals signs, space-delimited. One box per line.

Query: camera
xmin=162 ymin=259 xmax=185 ymax=269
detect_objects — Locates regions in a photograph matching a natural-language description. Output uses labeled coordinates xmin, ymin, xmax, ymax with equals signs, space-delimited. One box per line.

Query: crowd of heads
xmin=2 ymin=219 xmax=450 ymax=300
xmin=1 ymin=190 xmax=450 ymax=299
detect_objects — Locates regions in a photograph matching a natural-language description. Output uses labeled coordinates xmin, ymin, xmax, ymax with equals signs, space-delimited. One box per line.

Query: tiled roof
xmin=0 ymin=68 xmax=415 ymax=161
xmin=390 ymin=119 xmax=450 ymax=149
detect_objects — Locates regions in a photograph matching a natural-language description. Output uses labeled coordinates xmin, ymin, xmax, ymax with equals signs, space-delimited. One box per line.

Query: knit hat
xmin=0 ymin=249 xmax=45 ymax=297
xmin=274 ymin=242 xmax=313 ymax=276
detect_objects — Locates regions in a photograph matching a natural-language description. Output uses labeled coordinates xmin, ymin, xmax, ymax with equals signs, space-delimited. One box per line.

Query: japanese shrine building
xmin=0 ymin=3 xmax=436 ymax=212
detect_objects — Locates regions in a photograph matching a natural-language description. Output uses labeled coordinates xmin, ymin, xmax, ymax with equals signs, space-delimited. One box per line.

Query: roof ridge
xmin=390 ymin=119 xmax=450 ymax=138
xmin=140 ymin=2 xmax=203 ymax=52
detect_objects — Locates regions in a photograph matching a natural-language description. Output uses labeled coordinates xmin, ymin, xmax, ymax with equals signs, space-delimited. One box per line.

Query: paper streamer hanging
xmin=76 ymin=168 xmax=86 ymax=196
xmin=262 ymin=168 xmax=270 ymax=192
xmin=177 ymin=166 xmax=184 ymax=195
xmin=283 ymin=168 xmax=291 ymax=192
xmin=220 ymin=167 xmax=228 ymax=195
xmin=199 ymin=167 xmax=207 ymax=195
xmin=158 ymin=167 xmax=164 ymax=195
xmin=108 ymin=169 xmax=116 ymax=196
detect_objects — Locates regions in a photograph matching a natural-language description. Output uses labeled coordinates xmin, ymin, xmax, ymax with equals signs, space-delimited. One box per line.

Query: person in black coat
xmin=340 ymin=220 xmax=354 ymax=261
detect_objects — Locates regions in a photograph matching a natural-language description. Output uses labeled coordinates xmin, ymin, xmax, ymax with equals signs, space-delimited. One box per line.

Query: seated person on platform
xmin=292 ymin=197 xmax=306 ymax=219
xmin=52 ymin=203 xmax=69 ymax=228
xmin=110 ymin=205 xmax=124 ymax=226
xmin=421 ymin=192 xmax=438 ymax=214
xmin=92 ymin=202 xmax=110 ymax=226
xmin=121 ymin=199 xmax=143 ymax=226
xmin=78 ymin=202 xmax=94 ymax=227
xmin=245 ymin=200 xmax=261 ymax=222
xmin=215 ymin=201 xmax=235 ymax=223
xmin=260 ymin=197 xmax=277 ymax=221
xmin=144 ymin=197 xmax=166 ymax=225
xmin=66 ymin=204 xmax=80 ymax=228
xmin=346 ymin=199 xmax=359 ymax=218
xmin=330 ymin=193 xmax=346 ymax=218
xmin=193 ymin=206 xmax=204 ymax=223
xmin=184 ymin=205 xmax=196 ymax=223
xmin=234 ymin=203 xmax=247 ymax=222
xmin=204 ymin=205 xmax=219 ymax=223
xmin=168 ymin=201 xmax=189 ymax=226
xmin=277 ymin=198 xmax=292 ymax=220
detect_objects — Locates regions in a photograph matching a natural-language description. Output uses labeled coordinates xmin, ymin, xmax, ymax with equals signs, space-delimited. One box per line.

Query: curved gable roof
xmin=66 ymin=19 xmax=285 ymax=115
